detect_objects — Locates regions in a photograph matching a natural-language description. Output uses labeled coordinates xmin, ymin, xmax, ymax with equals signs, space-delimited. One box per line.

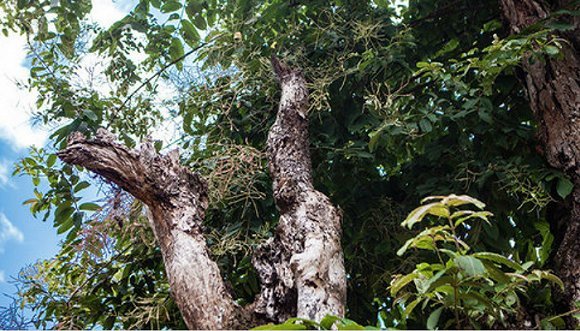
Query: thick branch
xmin=252 ymin=58 xmax=347 ymax=322
xmin=58 ymin=129 xmax=238 ymax=330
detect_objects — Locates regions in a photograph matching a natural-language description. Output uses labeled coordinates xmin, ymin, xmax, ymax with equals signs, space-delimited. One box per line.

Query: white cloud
xmin=90 ymin=0 xmax=126 ymax=28
xmin=0 ymin=270 xmax=5 ymax=283
xmin=0 ymin=160 xmax=10 ymax=187
xmin=0 ymin=34 xmax=49 ymax=150
xmin=0 ymin=213 xmax=24 ymax=253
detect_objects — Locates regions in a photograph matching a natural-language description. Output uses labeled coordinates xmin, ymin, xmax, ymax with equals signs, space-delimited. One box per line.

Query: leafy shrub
xmin=390 ymin=195 xmax=563 ymax=329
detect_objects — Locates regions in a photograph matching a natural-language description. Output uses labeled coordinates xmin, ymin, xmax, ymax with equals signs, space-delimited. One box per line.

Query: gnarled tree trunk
xmin=252 ymin=57 xmax=347 ymax=323
xmin=500 ymin=0 xmax=580 ymax=324
xmin=57 ymin=59 xmax=346 ymax=329
xmin=57 ymin=130 xmax=241 ymax=329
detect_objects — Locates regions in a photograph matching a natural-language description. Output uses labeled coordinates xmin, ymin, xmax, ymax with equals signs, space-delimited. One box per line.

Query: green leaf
xmin=472 ymin=252 xmax=523 ymax=271
xmin=186 ymin=0 xmax=203 ymax=19
xmin=266 ymin=323 xmax=307 ymax=330
xmin=57 ymin=216 xmax=74 ymax=234
xmin=403 ymin=297 xmax=422 ymax=318
xmin=79 ymin=202 xmax=101 ymax=211
xmin=181 ymin=19 xmax=200 ymax=46
xmin=481 ymin=261 xmax=510 ymax=283
xmin=337 ymin=319 xmax=365 ymax=330
xmin=47 ymin=154 xmax=57 ymax=168
xmin=74 ymin=181 xmax=90 ymax=193
xmin=556 ymin=177 xmax=573 ymax=199
xmin=441 ymin=194 xmax=486 ymax=209
xmin=459 ymin=292 xmax=495 ymax=311
xmin=368 ymin=127 xmax=383 ymax=152
xmin=426 ymin=307 xmax=443 ymax=330
xmin=401 ymin=203 xmax=449 ymax=229
xmin=83 ymin=109 xmax=98 ymax=121
xmin=531 ymin=270 xmax=565 ymax=290
xmin=390 ymin=273 xmax=418 ymax=296
xmin=319 ymin=315 xmax=340 ymax=329
xmin=160 ymin=0 xmax=181 ymax=13
xmin=452 ymin=210 xmax=493 ymax=226
xmin=435 ymin=39 xmax=459 ymax=57
xmin=419 ymin=119 xmax=432 ymax=133
xmin=55 ymin=206 xmax=74 ymax=226
xmin=454 ymin=255 xmax=486 ymax=277
xmin=418 ymin=269 xmax=446 ymax=294
xmin=193 ymin=15 xmax=206 ymax=30
xmin=544 ymin=45 xmax=560 ymax=56
xmin=482 ymin=19 xmax=502 ymax=32
xmin=547 ymin=21 xmax=575 ymax=31
xmin=169 ymin=37 xmax=185 ymax=70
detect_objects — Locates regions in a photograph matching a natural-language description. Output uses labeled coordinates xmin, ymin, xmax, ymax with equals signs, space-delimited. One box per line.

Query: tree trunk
xmin=252 ymin=57 xmax=347 ymax=322
xmin=500 ymin=0 xmax=580 ymax=324
xmin=57 ymin=130 xmax=241 ymax=329
xmin=57 ymin=59 xmax=346 ymax=329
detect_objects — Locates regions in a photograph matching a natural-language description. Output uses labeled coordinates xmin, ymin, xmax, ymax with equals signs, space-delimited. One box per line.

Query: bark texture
xmin=500 ymin=0 xmax=580 ymax=322
xmin=57 ymin=59 xmax=346 ymax=328
xmin=252 ymin=57 xmax=347 ymax=322
xmin=57 ymin=129 xmax=240 ymax=329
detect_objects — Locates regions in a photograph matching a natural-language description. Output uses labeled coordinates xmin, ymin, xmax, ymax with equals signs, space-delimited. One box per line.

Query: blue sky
xmin=0 ymin=144 xmax=60 ymax=306
xmin=0 ymin=0 xmax=132 ymax=307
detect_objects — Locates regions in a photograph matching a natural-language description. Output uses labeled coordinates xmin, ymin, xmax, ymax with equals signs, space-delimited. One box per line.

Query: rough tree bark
xmin=500 ymin=0 xmax=580 ymax=323
xmin=252 ymin=57 xmax=347 ymax=322
xmin=57 ymin=130 xmax=241 ymax=329
xmin=56 ymin=59 xmax=346 ymax=329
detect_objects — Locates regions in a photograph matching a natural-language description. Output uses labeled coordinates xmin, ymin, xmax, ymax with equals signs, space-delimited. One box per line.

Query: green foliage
xmin=253 ymin=315 xmax=377 ymax=330
xmin=13 ymin=147 xmax=97 ymax=239
xmin=1 ymin=0 xmax=576 ymax=329
xmin=391 ymin=195 xmax=564 ymax=329
xmin=17 ymin=198 xmax=186 ymax=329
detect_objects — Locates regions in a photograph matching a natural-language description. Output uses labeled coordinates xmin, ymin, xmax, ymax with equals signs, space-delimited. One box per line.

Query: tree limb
xmin=57 ymin=129 xmax=239 ymax=329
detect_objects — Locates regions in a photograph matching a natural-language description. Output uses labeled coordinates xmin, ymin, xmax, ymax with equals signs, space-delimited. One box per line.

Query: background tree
xmin=0 ymin=0 xmax=578 ymax=329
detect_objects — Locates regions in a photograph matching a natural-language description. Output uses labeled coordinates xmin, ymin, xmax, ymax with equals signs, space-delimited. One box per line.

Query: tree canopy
xmin=0 ymin=0 xmax=578 ymax=329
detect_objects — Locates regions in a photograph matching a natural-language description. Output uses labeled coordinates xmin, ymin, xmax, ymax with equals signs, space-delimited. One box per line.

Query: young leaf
xmin=441 ymin=194 xmax=486 ymax=209
xmin=401 ymin=203 xmax=449 ymax=229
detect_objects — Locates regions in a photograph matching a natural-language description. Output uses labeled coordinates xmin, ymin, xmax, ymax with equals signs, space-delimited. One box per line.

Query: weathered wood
xmin=57 ymin=58 xmax=347 ymax=329
xmin=252 ymin=57 xmax=347 ymax=322
xmin=58 ymin=129 xmax=239 ymax=330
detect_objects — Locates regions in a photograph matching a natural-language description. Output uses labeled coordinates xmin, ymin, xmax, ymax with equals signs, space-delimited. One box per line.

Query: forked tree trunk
xmin=500 ymin=0 xmax=580 ymax=324
xmin=57 ymin=59 xmax=346 ymax=329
